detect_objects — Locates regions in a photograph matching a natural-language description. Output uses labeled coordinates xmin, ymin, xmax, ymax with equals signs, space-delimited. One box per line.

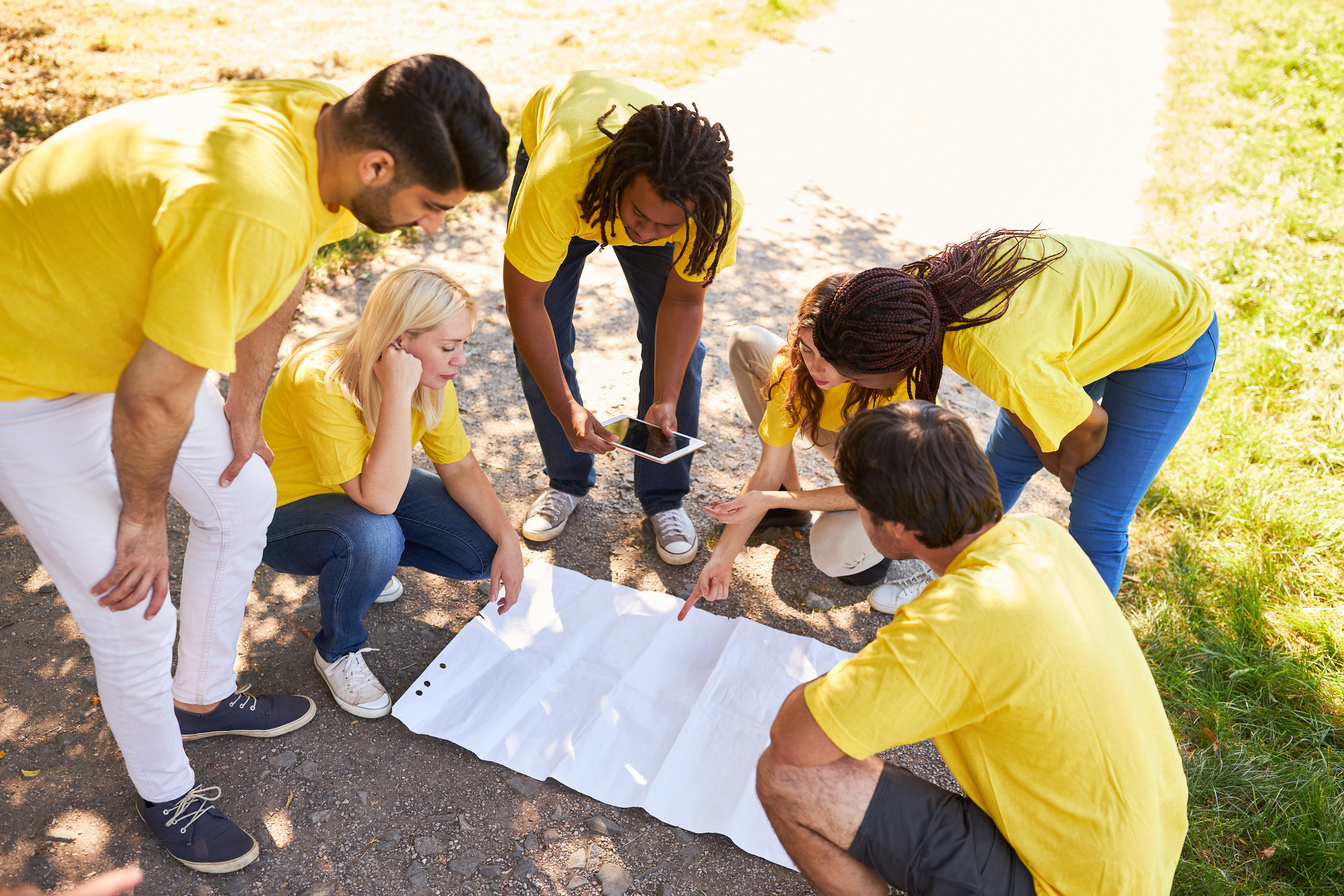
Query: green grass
xmin=1130 ymin=0 xmax=1344 ymax=891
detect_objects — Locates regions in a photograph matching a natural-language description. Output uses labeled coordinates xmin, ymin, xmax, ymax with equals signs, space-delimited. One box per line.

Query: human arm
xmin=768 ymin=682 xmax=849 ymax=769
xmin=644 ymin=269 xmax=706 ymax=436
xmin=95 ymin=339 xmax=206 ymax=620
xmin=434 ymin=453 xmax=525 ymax=613
xmin=0 ymin=866 xmax=144 ymax=896
xmin=1005 ymin=400 xmax=1109 ymax=492
xmin=339 ymin=344 xmax=421 ymax=514
xmin=219 ymin=271 xmax=307 ymax=487
xmin=503 ymin=257 xmax=614 ymax=454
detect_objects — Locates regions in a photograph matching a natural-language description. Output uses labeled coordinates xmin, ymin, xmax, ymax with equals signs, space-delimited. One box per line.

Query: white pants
xmin=727 ymin=326 xmax=885 ymax=578
xmin=0 ymin=382 xmax=275 ymax=801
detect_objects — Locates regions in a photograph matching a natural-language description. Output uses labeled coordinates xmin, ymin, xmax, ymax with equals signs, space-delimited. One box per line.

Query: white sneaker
xmin=313 ymin=648 xmax=391 ymax=718
xmin=650 ymin=507 xmax=699 ymax=565
xmin=522 ymin=488 xmax=581 ymax=542
xmin=375 ymin=576 xmax=403 ymax=604
xmin=868 ymin=559 xmax=937 ymax=614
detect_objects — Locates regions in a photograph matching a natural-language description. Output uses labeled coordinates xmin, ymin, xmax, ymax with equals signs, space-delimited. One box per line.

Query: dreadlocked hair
xmin=577 ymin=101 xmax=734 ymax=285
xmin=767 ymin=274 xmax=898 ymax=443
xmin=811 ymin=228 xmax=1067 ymax=402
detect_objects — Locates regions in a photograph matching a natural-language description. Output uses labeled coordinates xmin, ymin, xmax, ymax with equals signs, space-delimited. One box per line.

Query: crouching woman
xmin=260 ymin=263 xmax=524 ymax=718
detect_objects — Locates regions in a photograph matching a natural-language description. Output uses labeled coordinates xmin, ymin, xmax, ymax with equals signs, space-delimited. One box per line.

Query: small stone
xmin=759 ymin=526 xmax=784 ymax=540
xmin=524 ymin=833 xmax=541 ymax=854
xmin=297 ymin=886 xmax=334 ymax=896
xmin=308 ymin=809 xmax=333 ymax=823
xmin=428 ymin=813 xmax=456 ymax=824
xmin=407 ymin=862 xmax=429 ymax=893
xmin=672 ymin=827 xmax=694 ymax=843
xmin=542 ymin=827 xmax=564 ymax=843
xmin=414 ymin=836 xmax=445 ymax=856
xmin=803 ymin=591 xmax=835 ymax=611
xmin=357 ymin=791 xmax=369 ymax=806
xmin=511 ymin=857 xmax=539 ymax=879
xmin=508 ymin=774 xmax=542 ymax=797
xmin=295 ymin=760 xmax=323 ymax=780
xmin=255 ymin=826 xmax=275 ymax=849
xmin=458 ymin=815 xmax=475 ymax=832
xmin=677 ymin=844 xmax=700 ymax=863
xmin=269 ymin=751 xmax=298 ymax=768
xmin=481 ymin=865 xmax=502 ymax=880
xmin=448 ymin=855 xmax=484 ymax=877
xmin=585 ymin=815 xmax=627 ymax=837
xmin=38 ymin=583 xmax=56 ymax=594
xmin=597 ymin=863 xmax=632 ymax=896
xmin=658 ymin=885 xmax=674 ymax=896
xmin=565 ymin=846 xmax=588 ymax=870
xmin=55 ymin=733 xmax=78 ymax=752
xmin=567 ymin=876 xmax=588 ymax=889
xmin=551 ymin=805 xmax=564 ymax=821
xmin=673 ymin=585 xmax=692 ymax=600
xmin=374 ymin=839 xmax=399 ymax=852
xmin=221 ymin=877 xmax=251 ymax=896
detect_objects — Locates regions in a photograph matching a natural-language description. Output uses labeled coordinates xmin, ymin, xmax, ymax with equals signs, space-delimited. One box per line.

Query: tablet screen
xmin=608 ymin=417 xmax=693 ymax=459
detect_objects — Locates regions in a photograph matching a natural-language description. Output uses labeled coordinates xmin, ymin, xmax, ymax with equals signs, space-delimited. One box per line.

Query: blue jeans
xmin=986 ymin=316 xmax=1219 ymax=594
xmin=507 ymin=146 xmax=705 ymax=514
xmin=262 ymin=468 xmax=497 ymax=661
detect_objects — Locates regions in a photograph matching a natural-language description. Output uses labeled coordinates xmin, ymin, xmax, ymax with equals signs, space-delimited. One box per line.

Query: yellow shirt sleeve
xmin=419 ymin=382 xmax=472 ymax=466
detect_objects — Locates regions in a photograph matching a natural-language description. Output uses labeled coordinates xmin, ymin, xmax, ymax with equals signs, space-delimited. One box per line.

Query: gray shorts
xmin=847 ymin=764 xmax=1035 ymax=896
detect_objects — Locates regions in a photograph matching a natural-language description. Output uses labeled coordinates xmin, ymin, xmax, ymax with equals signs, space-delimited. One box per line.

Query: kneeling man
xmin=757 ymin=402 xmax=1187 ymax=895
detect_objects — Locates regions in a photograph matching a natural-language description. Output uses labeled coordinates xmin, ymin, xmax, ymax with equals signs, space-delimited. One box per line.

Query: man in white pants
xmin=0 ymin=55 xmax=508 ymax=873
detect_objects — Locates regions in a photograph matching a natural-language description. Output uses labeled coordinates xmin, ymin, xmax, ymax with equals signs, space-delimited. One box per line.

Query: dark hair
xmin=578 ymin=101 xmax=734 ymax=284
xmin=768 ymin=273 xmax=895 ymax=442
xmin=812 ymin=228 xmax=1066 ymax=402
xmin=834 ymin=402 xmax=1002 ymax=548
xmin=333 ymin=54 xmax=509 ymax=194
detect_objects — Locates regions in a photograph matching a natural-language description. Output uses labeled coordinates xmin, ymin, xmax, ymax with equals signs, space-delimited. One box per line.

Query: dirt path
xmin=0 ymin=2 xmax=1171 ymax=893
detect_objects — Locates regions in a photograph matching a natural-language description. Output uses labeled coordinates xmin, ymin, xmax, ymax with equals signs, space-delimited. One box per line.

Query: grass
xmin=1129 ymin=0 xmax=1344 ymax=891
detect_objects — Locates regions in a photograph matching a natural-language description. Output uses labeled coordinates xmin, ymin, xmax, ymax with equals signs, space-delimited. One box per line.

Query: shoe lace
xmin=536 ymin=490 xmax=574 ymax=525
xmin=224 ymin=685 xmax=257 ymax=712
xmin=886 ymin=559 xmax=936 ymax=589
xmin=163 ymin=784 xmax=221 ymax=831
xmin=653 ymin=509 xmax=691 ymax=543
xmin=330 ymin=648 xmax=380 ymax=688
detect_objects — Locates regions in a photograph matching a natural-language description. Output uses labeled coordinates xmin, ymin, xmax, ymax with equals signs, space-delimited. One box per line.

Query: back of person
xmin=869 ymin=514 xmax=1186 ymax=893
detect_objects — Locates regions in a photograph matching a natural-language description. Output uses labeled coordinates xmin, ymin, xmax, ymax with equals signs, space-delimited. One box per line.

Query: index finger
xmin=677 ymin=581 xmax=708 ymax=622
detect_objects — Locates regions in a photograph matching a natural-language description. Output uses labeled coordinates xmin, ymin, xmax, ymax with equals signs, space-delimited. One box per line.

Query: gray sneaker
xmin=650 ymin=507 xmax=699 ymax=565
xmin=522 ymin=488 xmax=581 ymax=542
xmin=868 ymin=558 xmax=936 ymax=614
xmin=313 ymin=648 xmax=391 ymax=718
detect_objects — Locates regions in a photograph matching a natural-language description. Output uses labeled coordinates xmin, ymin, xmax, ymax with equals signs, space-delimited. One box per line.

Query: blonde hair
xmin=287 ymin=263 xmax=476 ymax=433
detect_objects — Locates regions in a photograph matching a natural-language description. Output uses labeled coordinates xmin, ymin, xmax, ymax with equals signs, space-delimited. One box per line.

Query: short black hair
xmin=834 ymin=402 xmax=1003 ymax=548
xmin=333 ymin=54 xmax=510 ymax=193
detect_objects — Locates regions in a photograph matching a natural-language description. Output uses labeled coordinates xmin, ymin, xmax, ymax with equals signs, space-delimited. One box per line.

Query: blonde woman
xmin=261 ymin=264 xmax=523 ymax=718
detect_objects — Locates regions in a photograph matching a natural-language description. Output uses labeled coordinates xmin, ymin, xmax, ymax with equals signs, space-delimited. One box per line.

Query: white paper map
xmin=392 ymin=561 xmax=855 ymax=869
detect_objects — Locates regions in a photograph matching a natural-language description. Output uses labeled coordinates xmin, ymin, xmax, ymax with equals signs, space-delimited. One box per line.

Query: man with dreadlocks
xmin=503 ymin=70 xmax=743 ymax=565
xmin=809 ymin=229 xmax=1218 ymax=595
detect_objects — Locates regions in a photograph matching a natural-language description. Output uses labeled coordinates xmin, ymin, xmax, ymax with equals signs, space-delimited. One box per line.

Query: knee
xmin=347 ymin=513 xmax=406 ymax=566
xmin=810 ymin=511 xmax=876 ymax=577
xmin=728 ymin=326 xmax=775 ymax=374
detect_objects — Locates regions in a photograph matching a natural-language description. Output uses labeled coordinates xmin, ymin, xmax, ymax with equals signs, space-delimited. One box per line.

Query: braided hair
xmin=812 ymin=228 xmax=1067 ymax=402
xmin=577 ymin=102 xmax=734 ymax=285
xmin=767 ymin=274 xmax=897 ymax=442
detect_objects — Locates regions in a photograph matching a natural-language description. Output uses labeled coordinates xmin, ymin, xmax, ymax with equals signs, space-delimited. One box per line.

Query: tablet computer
xmin=602 ymin=414 xmax=707 ymax=464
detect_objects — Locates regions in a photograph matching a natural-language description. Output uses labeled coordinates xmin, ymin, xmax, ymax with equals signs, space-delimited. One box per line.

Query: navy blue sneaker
xmin=176 ymin=689 xmax=316 ymax=742
xmin=138 ymin=784 xmax=259 ymax=873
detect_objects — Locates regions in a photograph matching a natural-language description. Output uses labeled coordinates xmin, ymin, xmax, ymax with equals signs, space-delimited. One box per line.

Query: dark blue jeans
xmin=507 ymin=146 xmax=705 ymax=514
xmin=262 ymin=468 xmax=497 ymax=661
xmin=987 ymin=316 xmax=1219 ymax=594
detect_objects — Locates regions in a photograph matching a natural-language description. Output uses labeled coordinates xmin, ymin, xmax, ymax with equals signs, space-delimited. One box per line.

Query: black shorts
xmin=847 ymin=764 xmax=1035 ymax=896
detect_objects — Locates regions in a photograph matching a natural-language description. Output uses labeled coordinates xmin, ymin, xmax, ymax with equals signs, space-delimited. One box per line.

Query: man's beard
xmin=348 ymin=181 xmax=400 ymax=233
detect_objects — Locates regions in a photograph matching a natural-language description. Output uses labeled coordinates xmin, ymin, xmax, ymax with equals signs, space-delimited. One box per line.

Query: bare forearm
xmin=227 ymin=273 xmax=306 ymax=418
xmin=504 ymin=259 xmax=574 ymax=417
xmin=112 ymin=392 xmax=194 ymax=523
xmin=438 ymin=455 xmax=516 ymax=546
xmin=353 ymin=403 xmax=415 ymax=513
xmin=652 ymin=277 xmax=705 ymax=407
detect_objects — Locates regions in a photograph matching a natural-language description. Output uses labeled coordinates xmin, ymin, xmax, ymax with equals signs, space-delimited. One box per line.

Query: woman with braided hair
xmin=503 ymin=70 xmax=743 ymax=566
xmin=677 ymin=277 xmax=936 ymax=622
xmin=811 ymin=229 xmax=1218 ymax=594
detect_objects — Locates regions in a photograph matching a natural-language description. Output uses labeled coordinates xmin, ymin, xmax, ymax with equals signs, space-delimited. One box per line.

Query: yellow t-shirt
xmin=504 ymin=70 xmax=744 ymax=284
xmin=262 ymin=350 xmax=472 ymax=508
xmin=758 ymin=353 xmax=898 ymax=447
xmin=943 ymin=234 xmax=1214 ymax=451
xmin=0 ymin=80 xmax=359 ymax=400
xmin=806 ymin=515 xmax=1187 ymax=896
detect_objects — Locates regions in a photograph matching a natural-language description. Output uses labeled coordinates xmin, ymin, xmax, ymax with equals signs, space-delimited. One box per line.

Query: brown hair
xmin=812 ymin=228 xmax=1066 ymax=401
xmin=767 ymin=274 xmax=895 ymax=442
xmin=577 ymin=101 xmax=734 ymax=284
xmin=835 ymin=402 xmax=1002 ymax=549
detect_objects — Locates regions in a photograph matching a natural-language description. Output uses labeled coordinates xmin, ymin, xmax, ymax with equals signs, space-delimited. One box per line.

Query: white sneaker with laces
xmin=868 ymin=558 xmax=937 ymax=614
xmin=522 ymin=488 xmax=581 ymax=542
xmin=375 ymin=576 xmax=403 ymax=604
xmin=313 ymin=648 xmax=391 ymax=718
xmin=650 ymin=507 xmax=699 ymax=565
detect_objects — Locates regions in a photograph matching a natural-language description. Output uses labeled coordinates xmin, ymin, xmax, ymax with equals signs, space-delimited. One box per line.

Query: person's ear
xmin=356 ymin=149 xmax=396 ymax=187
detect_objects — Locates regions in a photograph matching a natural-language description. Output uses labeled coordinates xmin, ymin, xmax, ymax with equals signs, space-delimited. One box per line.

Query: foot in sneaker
xmin=176 ymin=689 xmax=316 ymax=742
xmin=522 ymin=488 xmax=582 ymax=542
xmin=138 ymin=784 xmax=258 ymax=873
xmin=376 ymin=576 xmax=404 ymax=604
xmin=650 ymin=507 xmax=699 ymax=565
xmin=837 ymin=557 xmax=892 ymax=587
xmin=313 ymin=648 xmax=391 ymax=718
xmin=869 ymin=558 xmax=937 ymax=614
